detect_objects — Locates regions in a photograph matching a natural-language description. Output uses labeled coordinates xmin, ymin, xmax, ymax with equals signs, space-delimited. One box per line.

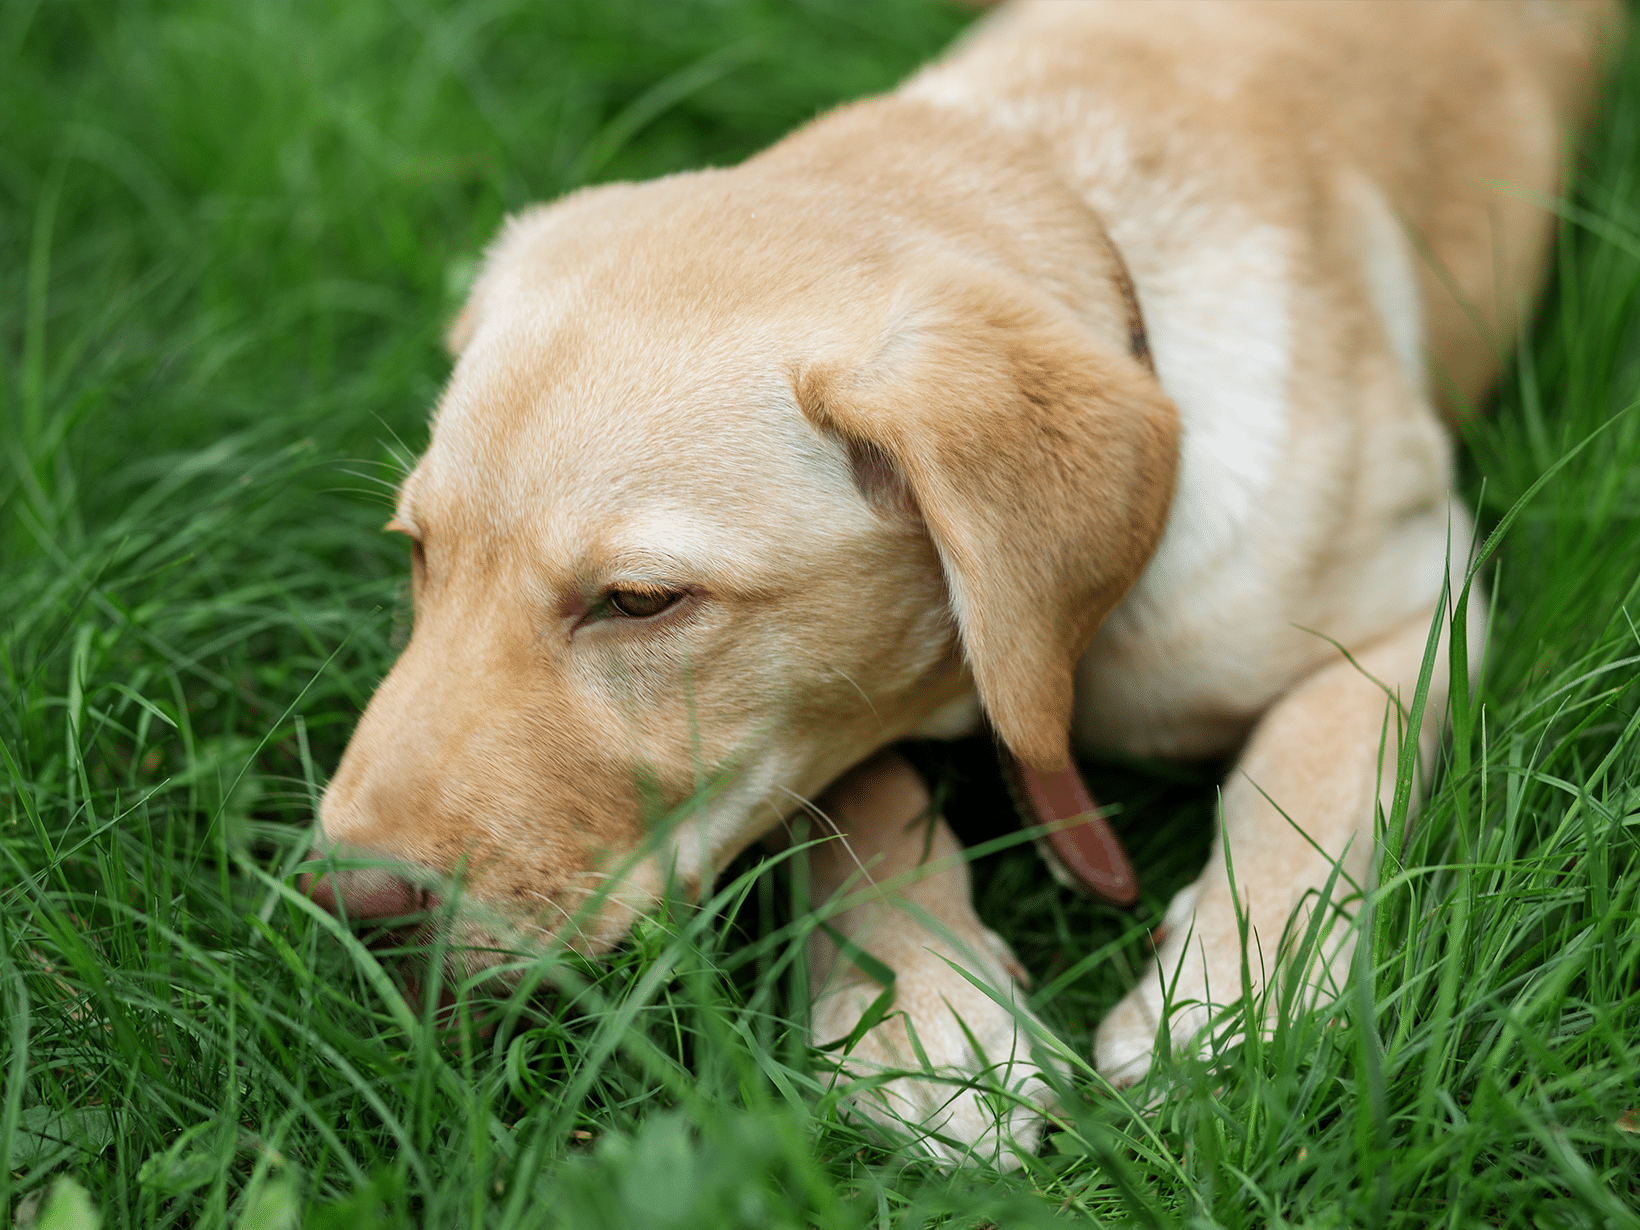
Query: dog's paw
xmin=1093 ymin=965 xmax=1213 ymax=1087
xmin=1094 ymin=883 xmax=1218 ymax=1086
xmin=812 ymin=930 xmax=1061 ymax=1168
xmin=1095 ymin=877 xmax=1363 ymax=1084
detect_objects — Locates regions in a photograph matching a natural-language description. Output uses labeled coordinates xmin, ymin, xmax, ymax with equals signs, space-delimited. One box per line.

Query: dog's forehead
xmin=428 ymin=341 xmax=807 ymax=488
xmin=399 ymin=314 xmax=859 ymax=575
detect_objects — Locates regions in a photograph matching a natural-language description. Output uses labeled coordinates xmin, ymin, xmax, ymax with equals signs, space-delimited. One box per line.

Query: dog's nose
xmin=299 ymin=865 xmax=431 ymax=920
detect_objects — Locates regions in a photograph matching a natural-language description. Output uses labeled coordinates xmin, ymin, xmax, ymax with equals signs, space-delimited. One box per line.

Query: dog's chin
xmin=378 ymin=917 xmax=564 ymax=1036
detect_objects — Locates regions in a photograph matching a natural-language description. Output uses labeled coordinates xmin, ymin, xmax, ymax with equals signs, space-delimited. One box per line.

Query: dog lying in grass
xmin=306 ymin=0 xmax=1618 ymax=1165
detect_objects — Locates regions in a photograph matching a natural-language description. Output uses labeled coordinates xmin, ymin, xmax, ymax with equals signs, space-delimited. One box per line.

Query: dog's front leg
xmin=804 ymin=750 xmax=1060 ymax=1167
xmin=1095 ymin=597 xmax=1480 ymax=1084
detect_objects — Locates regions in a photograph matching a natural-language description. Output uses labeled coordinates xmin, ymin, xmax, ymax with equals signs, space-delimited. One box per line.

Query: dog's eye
xmin=605 ymin=587 xmax=682 ymax=619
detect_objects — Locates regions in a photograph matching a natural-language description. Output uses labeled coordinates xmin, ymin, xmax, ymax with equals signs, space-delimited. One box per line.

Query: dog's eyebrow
xmin=597 ymin=548 xmax=698 ymax=583
xmin=591 ymin=514 xmax=725 ymax=581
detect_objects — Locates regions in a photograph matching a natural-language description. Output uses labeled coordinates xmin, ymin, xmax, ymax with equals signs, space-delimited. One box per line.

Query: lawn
xmin=2 ymin=1 xmax=1637 ymax=1226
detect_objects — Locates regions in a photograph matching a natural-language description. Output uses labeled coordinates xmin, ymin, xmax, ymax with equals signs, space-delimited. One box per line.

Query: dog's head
xmin=311 ymin=144 xmax=1177 ymax=964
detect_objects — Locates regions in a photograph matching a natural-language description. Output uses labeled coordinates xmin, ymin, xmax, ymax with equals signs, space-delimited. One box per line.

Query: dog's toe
xmin=814 ymin=951 xmax=1062 ymax=1169
xmin=1093 ymin=990 xmax=1159 ymax=1087
xmin=835 ymin=1044 xmax=1058 ymax=1169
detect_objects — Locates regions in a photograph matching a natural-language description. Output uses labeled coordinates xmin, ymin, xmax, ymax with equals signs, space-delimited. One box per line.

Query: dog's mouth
xmin=299 ymin=863 xmax=540 ymax=1036
xmin=298 ymin=851 xmax=649 ymax=990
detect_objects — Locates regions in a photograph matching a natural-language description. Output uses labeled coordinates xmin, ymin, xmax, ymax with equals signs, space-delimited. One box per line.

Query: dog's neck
xmin=747 ymin=93 xmax=1157 ymax=381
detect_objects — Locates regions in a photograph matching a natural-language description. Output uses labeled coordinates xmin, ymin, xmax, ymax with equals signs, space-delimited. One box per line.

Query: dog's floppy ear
xmin=797 ymin=264 xmax=1179 ymax=771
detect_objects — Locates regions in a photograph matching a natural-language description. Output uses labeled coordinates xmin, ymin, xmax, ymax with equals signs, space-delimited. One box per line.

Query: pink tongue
xmin=1017 ymin=761 xmax=1139 ymax=907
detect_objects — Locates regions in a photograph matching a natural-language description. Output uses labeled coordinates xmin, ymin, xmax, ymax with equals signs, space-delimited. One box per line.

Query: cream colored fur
xmin=314 ymin=0 xmax=1619 ymax=1166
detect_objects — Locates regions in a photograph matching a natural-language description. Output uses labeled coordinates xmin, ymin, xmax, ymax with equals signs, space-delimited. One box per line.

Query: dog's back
xmin=862 ymin=0 xmax=1622 ymax=760
xmin=915 ymin=0 xmax=1619 ymax=411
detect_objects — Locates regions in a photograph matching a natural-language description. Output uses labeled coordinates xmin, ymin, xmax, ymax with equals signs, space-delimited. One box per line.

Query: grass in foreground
xmin=2 ymin=1 xmax=1638 ymax=1225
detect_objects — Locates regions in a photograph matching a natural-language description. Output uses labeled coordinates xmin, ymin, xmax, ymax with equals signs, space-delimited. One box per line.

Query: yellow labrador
xmin=309 ymin=0 xmax=1618 ymax=1165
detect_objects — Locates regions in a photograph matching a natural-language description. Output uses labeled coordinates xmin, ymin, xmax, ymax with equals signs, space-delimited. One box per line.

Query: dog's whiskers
xmin=826 ymin=666 xmax=884 ymax=731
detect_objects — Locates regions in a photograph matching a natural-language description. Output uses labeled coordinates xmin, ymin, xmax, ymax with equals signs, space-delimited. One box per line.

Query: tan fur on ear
xmin=797 ymin=260 xmax=1179 ymax=771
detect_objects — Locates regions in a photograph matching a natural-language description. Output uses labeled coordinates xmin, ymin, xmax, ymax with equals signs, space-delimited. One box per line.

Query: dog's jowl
xmin=307 ymin=0 xmax=1620 ymax=1165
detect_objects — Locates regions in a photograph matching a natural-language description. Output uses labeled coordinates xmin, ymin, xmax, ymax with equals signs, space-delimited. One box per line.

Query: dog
xmin=306 ymin=0 xmax=1619 ymax=1165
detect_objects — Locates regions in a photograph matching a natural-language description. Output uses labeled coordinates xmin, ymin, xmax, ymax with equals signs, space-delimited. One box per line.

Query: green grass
xmin=3 ymin=1 xmax=1638 ymax=1225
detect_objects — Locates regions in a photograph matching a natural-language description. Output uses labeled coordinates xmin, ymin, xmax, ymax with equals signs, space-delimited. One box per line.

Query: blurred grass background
xmin=2 ymin=1 xmax=1637 ymax=1226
